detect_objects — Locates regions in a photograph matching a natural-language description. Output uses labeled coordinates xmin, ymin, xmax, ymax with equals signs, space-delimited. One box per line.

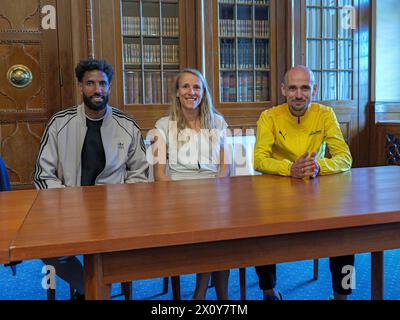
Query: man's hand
xmin=290 ymin=151 xmax=319 ymax=179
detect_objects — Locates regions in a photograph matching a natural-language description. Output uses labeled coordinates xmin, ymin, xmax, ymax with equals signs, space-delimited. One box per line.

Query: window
xmin=304 ymin=0 xmax=355 ymax=101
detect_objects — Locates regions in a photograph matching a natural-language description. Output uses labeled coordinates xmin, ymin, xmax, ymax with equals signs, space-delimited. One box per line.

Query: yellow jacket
xmin=254 ymin=103 xmax=352 ymax=176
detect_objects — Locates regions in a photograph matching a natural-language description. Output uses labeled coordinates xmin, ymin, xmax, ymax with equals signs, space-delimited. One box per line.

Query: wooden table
xmin=0 ymin=189 xmax=37 ymax=264
xmin=9 ymin=166 xmax=400 ymax=299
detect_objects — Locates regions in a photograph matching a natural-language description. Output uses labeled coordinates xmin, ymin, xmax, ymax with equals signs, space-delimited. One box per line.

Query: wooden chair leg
xmin=69 ymin=285 xmax=74 ymax=297
xmin=47 ymin=286 xmax=74 ymax=300
xmin=162 ymin=277 xmax=169 ymax=295
xmin=239 ymin=268 xmax=246 ymax=300
xmin=47 ymin=288 xmax=56 ymax=300
xmin=171 ymin=276 xmax=181 ymax=300
xmin=121 ymin=282 xmax=132 ymax=300
xmin=313 ymin=259 xmax=319 ymax=280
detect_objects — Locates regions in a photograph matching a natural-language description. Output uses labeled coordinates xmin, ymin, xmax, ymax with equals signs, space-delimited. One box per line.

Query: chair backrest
xmin=226 ymin=135 xmax=261 ymax=177
xmin=0 ymin=157 xmax=11 ymax=191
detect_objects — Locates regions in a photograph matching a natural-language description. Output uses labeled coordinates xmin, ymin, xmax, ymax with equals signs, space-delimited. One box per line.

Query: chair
xmin=1 ymin=157 xmax=23 ymax=276
xmin=47 ymin=277 xmax=180 ymax=300
xmin=0 ymin=157 xmax=10 ymax=192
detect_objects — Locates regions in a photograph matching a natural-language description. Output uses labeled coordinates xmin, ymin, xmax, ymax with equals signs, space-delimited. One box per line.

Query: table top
xmin=0 ymin=189 xmax=37 ymax=263
xmin=9 ymin=166 xmax=400 ymax=261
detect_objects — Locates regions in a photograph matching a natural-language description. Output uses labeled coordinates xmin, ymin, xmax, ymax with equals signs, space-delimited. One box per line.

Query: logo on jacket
xmin=309 ymin=130 xmax=322 ymax=136
xmin=118 ymin=142 xmax=125 ymax=149
xmin=279 ymin=130 xmax=287 ymax=140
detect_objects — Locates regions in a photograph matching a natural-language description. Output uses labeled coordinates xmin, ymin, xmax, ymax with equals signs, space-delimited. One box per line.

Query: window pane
xmin=307 ymin=40 xmax=322 ymax=69
xmin=313 ymin=71 xmax=322 ymax=101
xmin=220 ymin=72 xmax=236 ymax=103
xmin=338 ymin=40 xmax=352 ymax=69
xmin=338 ymin=7 xmax=354 ymax=38
xmin=163 ymin=71 xmax=177 ymax=104
xmin=307 ymin=0 xmax=321 ymax=5
xmin=255 ymin=39 xmax=269 ymax=69
xmin=125 ymin=71 xmax=142 ymax=104
xmin=322 ymin=72 xmax=337 ymax=100
xmin=323 ymin=9 xmax=337 ymax=38
xmin=238 ymin=38 xmax=253 ymax=69
xmin=307 ymin=9 xmax=321 ymax=38
xmin=338 ymin=72 xmax=352 ymax=100
xmin=322 ymin=0 xmax=337 ymax=6
xmin=338 ymin=0 xmax=352 ymax=6
xmin=220 ymin=39 xmax=236 ymax=69
xmin=255 ymin=71 xmax=269 ymax=102
xmin=237 ymin=5 xmax=252 ymax=37
xmin=238 ymin=71 xmax=254 ymax=102
xmin=323 ymin=40 xmax=336 ymax=69
xmin=219 ymin=4 xmax=235 ymax=37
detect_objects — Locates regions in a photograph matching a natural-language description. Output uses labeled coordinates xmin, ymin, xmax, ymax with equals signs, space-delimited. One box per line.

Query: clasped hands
xmin=290 ymin=151 xmax=319 ymax=179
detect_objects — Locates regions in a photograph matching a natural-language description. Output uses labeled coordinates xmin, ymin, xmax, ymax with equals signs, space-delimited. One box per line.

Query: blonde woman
xmin=152 ymin=68 xmax=230 ymax=299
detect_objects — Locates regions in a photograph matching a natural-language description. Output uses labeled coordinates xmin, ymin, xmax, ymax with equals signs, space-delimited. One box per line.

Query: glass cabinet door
xmin=217 ymin=0 xmax=271 ymax=105
xmin=121 ymin=0 xmax=180 ymax=105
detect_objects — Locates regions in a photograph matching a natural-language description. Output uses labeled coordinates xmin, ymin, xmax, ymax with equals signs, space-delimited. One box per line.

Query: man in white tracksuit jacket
xmin=34 ymin=59 xmax=149 ymax=299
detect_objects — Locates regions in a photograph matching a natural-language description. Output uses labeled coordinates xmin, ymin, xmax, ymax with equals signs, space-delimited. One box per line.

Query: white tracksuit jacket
xmin=34 ymin=103 xmax=149 ymax=189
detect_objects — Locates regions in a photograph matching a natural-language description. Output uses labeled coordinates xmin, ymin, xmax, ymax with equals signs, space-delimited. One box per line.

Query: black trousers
xmin=255 ymin=254 xmax=355 ymax=295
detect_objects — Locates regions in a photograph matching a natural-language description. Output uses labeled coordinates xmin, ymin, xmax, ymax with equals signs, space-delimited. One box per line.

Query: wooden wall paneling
xmin=370 ymin=102 xmax=400 ymax=165
xmin=373 ymin=102 xmax=400 ymax=123
xmin=92 ymin=0 xmax=120 ymax=108
xmin=328 ymin=101 xmax=359 ymax=160
xmin=203 ymin=0 xmax=215 ymax=98
xmin=357 ymin=0 xmax=372 ymax=167
xmin=275 ymin=0 xmax=288 ymax=105
xmin=374 ymin=122 xmax=400 ymax=166
xmin=0 ymin=0 xmax=62 ymax=188
xmin=183 ymin=0 xmax=195 ymax=68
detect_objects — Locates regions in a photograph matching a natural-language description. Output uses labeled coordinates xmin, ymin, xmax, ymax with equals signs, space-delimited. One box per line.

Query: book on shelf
xmin=163 ymin=72 xmax=176 ymax=104
xmin=220 ymin=72 xmax=268 ymax=103
xmin=122 ymin=16 xmax=179 ymax=37
xmin=125 ymin=71 xmax=179 ymax=105
xmin=219 ymin=0 xmax=269 ymax=5
xmin=255 ymin=72 xmax=269 ymax=101
xmin=125 ymin=71 xmax=141 ymax=104
xmin=255 ymin=39 xmax=269 ymax=68
xmin=144 ymin=72 xmax=153 ymax=104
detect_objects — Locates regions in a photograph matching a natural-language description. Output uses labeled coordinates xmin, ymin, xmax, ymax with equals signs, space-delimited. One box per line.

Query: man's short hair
xmin=75 ymin=59 xmax=114 ymax=83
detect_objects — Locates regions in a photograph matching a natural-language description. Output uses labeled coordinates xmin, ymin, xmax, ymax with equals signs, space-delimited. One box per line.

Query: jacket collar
xmin=77 ymin=103 xmax=112 ymax=127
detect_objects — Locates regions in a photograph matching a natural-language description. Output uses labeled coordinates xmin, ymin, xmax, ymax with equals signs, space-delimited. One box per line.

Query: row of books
xmin=220 ymin=39 xmax=269 ymax=69
xmin=123 ymin=43 xmax=179 ymax=64
xmin=219 ymin=19 xmax=270 ymax=38
xmin=122 ymin=16 xmax=179 ymax=37
xmin=219 ymin=0 xmax=270 ymax=4
xmin=220 ymin=72 xmax=269 ymax=102
xmin=125 ymin=71 xmax=177 ymax=104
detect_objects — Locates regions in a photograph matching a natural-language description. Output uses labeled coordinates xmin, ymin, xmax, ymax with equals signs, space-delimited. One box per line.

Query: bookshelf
xmin=120 ymin=0 xmax=181 ymax=105
xmin=216 ymin=0 xmax=272 ymax=105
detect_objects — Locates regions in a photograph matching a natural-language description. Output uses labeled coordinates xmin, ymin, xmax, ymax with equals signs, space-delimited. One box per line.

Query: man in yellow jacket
xmin=254 ymin=65 xmax=354 ymax=300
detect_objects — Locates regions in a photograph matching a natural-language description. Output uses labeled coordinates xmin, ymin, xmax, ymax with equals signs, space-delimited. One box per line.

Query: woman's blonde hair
xmin=169 ymin=68 xmax=220 ymax=132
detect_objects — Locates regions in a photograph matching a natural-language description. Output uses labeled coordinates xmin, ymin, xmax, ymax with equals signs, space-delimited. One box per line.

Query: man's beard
xmin=83 ymin=93 xmax=109 ymax=112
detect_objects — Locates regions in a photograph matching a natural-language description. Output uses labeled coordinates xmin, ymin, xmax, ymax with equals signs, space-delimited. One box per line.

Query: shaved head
xmin=283 ymin=65 xmax=315 ymax=86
